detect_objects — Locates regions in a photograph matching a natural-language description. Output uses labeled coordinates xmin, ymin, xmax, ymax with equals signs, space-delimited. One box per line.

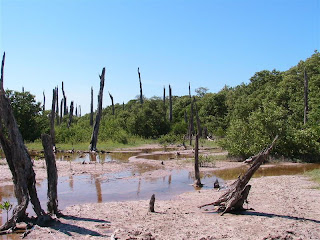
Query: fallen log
xmin=199 ymin=136 xmax=278 ymax=215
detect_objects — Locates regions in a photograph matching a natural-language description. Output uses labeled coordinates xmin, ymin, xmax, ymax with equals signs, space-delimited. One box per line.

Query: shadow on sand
xmin=48 ymin=214 xmax=111 ymax=237
xmin=239 ymin=211 xmax=320 ymax=224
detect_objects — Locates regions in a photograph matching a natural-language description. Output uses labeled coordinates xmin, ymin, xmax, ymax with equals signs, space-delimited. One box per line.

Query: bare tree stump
xmin=41 ymin=134 xmax=60 ymax=216
xmin=199 ymin=136 xmax=278 ymax=215
xmin=149 ymin=194 xmax=155 ymax=212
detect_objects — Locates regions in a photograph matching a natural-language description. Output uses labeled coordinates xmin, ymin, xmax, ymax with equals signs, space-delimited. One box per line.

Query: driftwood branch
xmin=199 ymin=136 xmax=278 ymax=215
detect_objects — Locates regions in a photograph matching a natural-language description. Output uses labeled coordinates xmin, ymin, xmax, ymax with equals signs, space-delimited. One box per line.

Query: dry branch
xmin=199 ymin=136 xmax=278 ymax=215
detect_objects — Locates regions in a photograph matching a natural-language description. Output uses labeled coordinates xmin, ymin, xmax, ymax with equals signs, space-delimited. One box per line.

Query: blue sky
xmin=1 ymin=0 xmax=319 ymax=114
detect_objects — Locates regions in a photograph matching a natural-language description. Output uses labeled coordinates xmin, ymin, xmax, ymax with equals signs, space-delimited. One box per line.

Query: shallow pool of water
xmin=1 ymin=162 xmax=319 ymax=237
xmin=0 ymin=169 xmax=223 ymax=226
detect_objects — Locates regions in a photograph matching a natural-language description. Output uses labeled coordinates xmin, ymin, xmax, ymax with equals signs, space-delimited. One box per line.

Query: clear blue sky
xmin=1 ymin=0 xmax=319 ymax=114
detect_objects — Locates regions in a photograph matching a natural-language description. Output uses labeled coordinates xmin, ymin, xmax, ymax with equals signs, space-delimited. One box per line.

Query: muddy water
xmin=141 ymin=153 xmax=193 ymax=161
xmin=210 ymin=163 xmax=320 ymax=180
xmin=0 ymin=169 xmax=222 ymax=227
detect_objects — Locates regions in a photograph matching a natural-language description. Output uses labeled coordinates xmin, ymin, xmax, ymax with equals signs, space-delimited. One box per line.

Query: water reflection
xmin=54 ymin=151 xmax=140 ymax=163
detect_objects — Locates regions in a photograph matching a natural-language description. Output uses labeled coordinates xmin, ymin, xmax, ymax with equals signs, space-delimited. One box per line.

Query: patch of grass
xmin=305 ymin=169 xmax=320 ymax=189
xmin=199 ymin=138 xmax=223 ymax=149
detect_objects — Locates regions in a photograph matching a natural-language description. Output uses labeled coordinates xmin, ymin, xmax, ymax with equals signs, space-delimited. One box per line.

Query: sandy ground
xmin=1 ymin=145 xmax=320 ymax=239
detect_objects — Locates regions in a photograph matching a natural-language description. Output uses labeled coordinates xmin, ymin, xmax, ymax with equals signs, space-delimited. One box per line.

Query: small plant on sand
xmin=0 ymin=200 xmax=13 ymax=222
xmin=198 ymin=155 xmax=216 ymax=168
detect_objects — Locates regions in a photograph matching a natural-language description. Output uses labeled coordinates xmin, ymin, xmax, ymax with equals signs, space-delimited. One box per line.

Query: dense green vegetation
xmin=6 ymin=52 xmax=320 ymax=161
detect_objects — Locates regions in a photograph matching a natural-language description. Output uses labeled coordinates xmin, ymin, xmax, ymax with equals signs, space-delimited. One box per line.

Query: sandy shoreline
xmin=1 ymin=145 xmax=320 ymax=239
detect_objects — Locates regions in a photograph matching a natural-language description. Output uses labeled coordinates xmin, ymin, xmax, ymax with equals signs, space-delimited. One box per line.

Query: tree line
xmin=6 ymin=51 xmax=320 ymax=161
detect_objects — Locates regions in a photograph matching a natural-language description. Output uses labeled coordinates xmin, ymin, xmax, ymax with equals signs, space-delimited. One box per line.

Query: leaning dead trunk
xmin=89 ymin=68 xmax=105 ymax=151
xmin=41 ymin=134 xmax=59 ymax=216
xmin=199 ymin=136 xmax=278 ymax=215
xmin=0 ymin=52 xmax=46 ymax=231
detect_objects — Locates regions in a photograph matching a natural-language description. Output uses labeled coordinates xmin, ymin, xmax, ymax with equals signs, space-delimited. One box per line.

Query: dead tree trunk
xmin=60 ymin=98 xmax=63 ymax=123
xmin=62 ymin=81 xmax=67 ymax=116
xmin=138 ymin=67 xmax=143 ymax=104
xmin=50 ymin=88 xmax=56 ymax=148
xmin=199 ymin=136 xmax=278 ymax=215
xmin=75 ymin=104 xmax=78 ymax=117
xmin=184 ymin=110 xmax=188 ymax=124
xmin=169 ymin=84 xmax=172 ymax=122
xmin=189 ymin=82 xmax=191 ymax=98
xmin=41 ymin=134 xmax=60 ymax=216
xmin=304 ymin=68 xmax=308 ymax=125
xmin=55 ymin=86 xmax=59 ymax=125
xmin=89 ymin=68 xmax=105 ymax=151
xmin=79 ymin=105 xmax=81 ymax=117
xmin=163 ymin=86 xmax=166 ymax=106
xmin=0 ymin=52 xmax=47 ymax=231
xmin=194 ymin=98 xmax=202 ymax=137
xmin=189 ymin=98 xmax=194 ymax=145
xmin=194 ymin=134 xmax=202 ymax=187
xmin=43 ymin=91 xmax=45 ymax=112
xmin=68 ymin=101 xmax=74 ymax=128
xmin=109 ymin=92 xmax=114 ymax=115
xmin=90 ymin=87 xmax=94 ymax=126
